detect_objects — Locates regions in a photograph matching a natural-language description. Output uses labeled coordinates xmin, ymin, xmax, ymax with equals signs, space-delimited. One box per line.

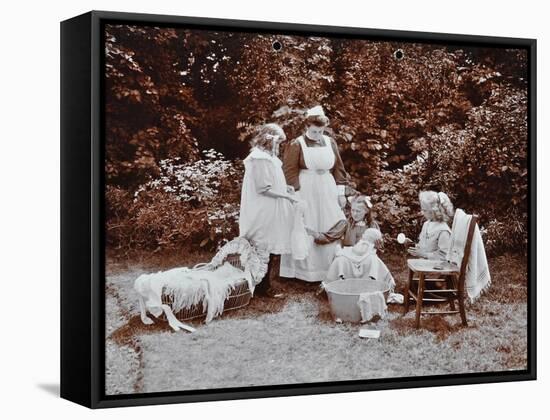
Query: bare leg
xmin=138 ymin=296 xmax=154 ymax=325
xmin=255 ymin=254 xmax=274 ymax=296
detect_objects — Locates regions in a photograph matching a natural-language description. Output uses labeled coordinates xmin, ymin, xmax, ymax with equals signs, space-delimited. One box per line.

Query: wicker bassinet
xmin=161 ymin=238 xmax=269 ymax=322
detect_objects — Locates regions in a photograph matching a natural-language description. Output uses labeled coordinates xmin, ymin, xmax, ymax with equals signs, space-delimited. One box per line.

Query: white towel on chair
xmin=464 ymin=224 xmax=491 ymax=302
xmin=447 ymin=209 xmax=491 ymax=302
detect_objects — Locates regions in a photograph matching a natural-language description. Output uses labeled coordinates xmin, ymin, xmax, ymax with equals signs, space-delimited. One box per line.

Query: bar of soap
xmin=359 ymin=328 xmax=380 ymax=339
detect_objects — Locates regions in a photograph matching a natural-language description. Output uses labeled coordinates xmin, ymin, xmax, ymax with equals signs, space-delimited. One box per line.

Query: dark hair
xmin=350 ymin=195 xmax=378 ymax=228
xmin=305 ymin=115 xmax=329 ymax=127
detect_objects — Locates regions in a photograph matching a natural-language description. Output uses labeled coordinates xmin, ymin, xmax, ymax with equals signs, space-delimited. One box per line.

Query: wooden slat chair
xmin=403 ymin=213 xmax=478 ymax=328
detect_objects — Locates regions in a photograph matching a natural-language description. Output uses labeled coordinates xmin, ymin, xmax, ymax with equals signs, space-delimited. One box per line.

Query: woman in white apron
xmin=280 ymin=106 xmax=349 ymax=282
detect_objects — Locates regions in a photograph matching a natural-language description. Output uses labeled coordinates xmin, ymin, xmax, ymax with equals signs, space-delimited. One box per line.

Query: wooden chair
xmin=403 ymin=214 xmax=478 ymax=328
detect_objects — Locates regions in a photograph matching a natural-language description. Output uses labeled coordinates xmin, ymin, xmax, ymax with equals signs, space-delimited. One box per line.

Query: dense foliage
xmin=104 ymin=24 xmax=529 ymax=256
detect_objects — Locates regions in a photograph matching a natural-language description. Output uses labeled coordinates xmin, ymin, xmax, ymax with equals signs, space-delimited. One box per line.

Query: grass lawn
xmin=105 ymin=250 xmax=528 ymax=395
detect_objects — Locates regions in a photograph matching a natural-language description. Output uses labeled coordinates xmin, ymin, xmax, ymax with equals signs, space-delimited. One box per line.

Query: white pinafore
xmin=280 ymin=135 xmax=345 ymax=282
xmin=239 ymin=148 xmax=293 ymax=254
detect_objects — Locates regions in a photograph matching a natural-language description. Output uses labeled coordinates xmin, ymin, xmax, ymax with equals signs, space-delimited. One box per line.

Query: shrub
xmin=368 ymin=156 xmax=427 ymax=248
xmin=106 ymin=151 xmax=242 ymax=255
xmin=103 ymin=26 xmax=529 ymax=257
xmin=482 ymin=211 xmax=528 ymax=256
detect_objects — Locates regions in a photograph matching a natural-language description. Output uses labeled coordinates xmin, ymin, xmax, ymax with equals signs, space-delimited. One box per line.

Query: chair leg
xmin=403 ymin=269 xmax=413 ymax=315
xmin=458 ymin=291 xmax=468 ymax=326
xmin=445 ymin=275 xmax=456 ymax=312
xmin=415 ymin=273 xmax=425 ymax=329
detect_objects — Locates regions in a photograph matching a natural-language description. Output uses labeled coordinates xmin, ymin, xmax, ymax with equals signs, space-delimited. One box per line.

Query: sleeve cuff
xmin=337 ymin=185 xmax=346 ymax=195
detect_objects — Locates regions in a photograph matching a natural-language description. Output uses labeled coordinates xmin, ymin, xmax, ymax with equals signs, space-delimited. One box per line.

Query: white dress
xmin=280 ymin=135 xmax=345 ymax=282
xmin=239 ymin=148 xmax=293 ymax=254
xmin=417 ymin=221 xmax=452 ymax=260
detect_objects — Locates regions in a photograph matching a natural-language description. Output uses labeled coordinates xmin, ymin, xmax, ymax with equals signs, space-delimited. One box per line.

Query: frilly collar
xmin=244 ymin=147 xmax=282 ymax=165
xmin=425 ymin=221 xmax=451 ymax=234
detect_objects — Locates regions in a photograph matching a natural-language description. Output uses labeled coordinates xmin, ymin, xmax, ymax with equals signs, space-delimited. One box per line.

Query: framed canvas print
xmin=60 ymin=10 xmax=536 ymax=408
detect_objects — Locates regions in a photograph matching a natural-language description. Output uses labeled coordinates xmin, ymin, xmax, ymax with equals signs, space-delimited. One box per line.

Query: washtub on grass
xmin=324 ymin=278 xmax=390 ymax=323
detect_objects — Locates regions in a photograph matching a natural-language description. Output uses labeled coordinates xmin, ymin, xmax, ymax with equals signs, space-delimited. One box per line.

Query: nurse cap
xmin=305 ymin=105 xmax=326 ymax=118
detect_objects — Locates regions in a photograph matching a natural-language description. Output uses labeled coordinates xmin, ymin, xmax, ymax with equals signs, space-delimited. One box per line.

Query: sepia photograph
xmin=103 ymin=22 xmax=530 ymax=395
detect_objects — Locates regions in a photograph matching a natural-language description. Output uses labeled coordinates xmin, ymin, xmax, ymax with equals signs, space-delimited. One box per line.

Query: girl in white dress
xmin=280 ymin=106 xmax=349 ymax=282
xmin=239 ymin=123 xmax=298 ymax=296
xmin=408 ymin=191 xmax=454 ymax=260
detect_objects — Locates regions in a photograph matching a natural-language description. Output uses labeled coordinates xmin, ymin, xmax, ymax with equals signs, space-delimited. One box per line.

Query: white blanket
xmin=137 ymin=262 xmax=246 ymax=323
xmin=447 ymin=209 xmax=491 ymax=302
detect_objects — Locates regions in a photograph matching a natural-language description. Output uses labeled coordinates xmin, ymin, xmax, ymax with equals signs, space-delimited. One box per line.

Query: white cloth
xmin=160 ymin=262 xmax=245 ymax=323
xmin=446 ymin=209 xmax=491 ymax=302
xmin=357 ymin=291 xmax=387 ymax=322
xmin=305 ymin=105 xmax=326 ymax=118
xmin=387 ymin=292 xmax=404 ymax=304
xmin=134 ymin=238 xmax=269 ymax=324
xmin=239 ymin=148 xmax=293 ymax=254
xmin=280 ymin=135 xmax=345 ymax=282
xmin=326 ymin=248 xmax=395 ymax=291
xmin=290 ymin=200 xmax=313 ymax=260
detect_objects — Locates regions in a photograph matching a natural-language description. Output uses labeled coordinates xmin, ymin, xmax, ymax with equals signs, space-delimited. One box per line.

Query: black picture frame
xmin=60 ymin=10 xmax=537 ymax=409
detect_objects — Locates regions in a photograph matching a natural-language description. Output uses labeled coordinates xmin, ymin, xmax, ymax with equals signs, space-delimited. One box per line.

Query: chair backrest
xmin=451 ymin=213 xmax=478 ymax=291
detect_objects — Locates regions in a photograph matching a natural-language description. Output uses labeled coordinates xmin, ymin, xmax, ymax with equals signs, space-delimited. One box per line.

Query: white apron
xmin=280 ymin=135 xmax=345 ymax=282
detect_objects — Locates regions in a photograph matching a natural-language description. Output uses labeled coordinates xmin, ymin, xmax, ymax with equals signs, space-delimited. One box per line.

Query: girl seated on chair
xmin=408 ymin=191 xmax=454 ymax=260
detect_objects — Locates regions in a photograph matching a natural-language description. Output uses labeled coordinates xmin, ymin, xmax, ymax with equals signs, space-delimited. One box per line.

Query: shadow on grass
xmin=219 ymin=273 xmax=333 ymax=320
xmin=390 ymin=315 xmax=464 ymax=342
xmin=109 ymin=313 xmax=213 ymax=349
